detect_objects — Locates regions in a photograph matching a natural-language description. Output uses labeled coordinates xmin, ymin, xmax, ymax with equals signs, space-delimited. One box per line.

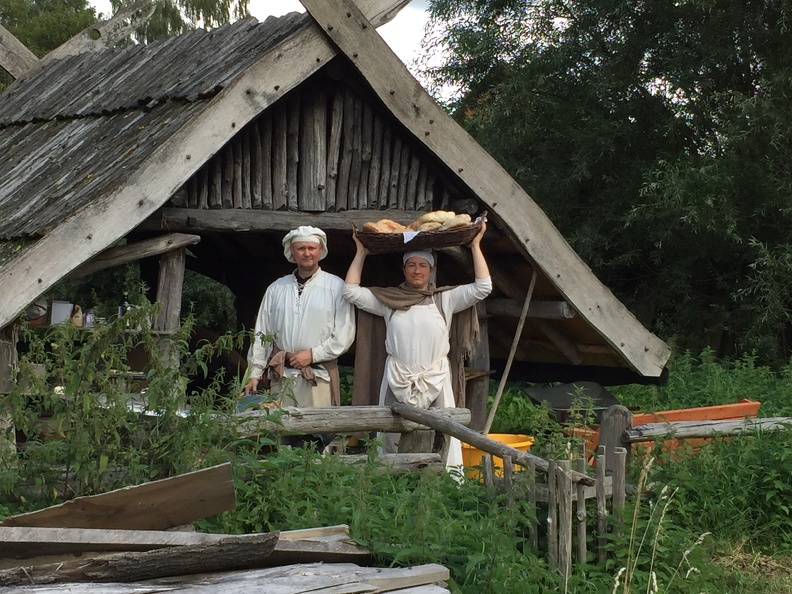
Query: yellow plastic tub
xmin=462 ymin=433 xmax=534 ymax=478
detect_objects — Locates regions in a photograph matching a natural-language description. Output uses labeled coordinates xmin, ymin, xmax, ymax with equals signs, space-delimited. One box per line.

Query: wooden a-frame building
xmin=0 ymin=0 xmax=671 ymax=402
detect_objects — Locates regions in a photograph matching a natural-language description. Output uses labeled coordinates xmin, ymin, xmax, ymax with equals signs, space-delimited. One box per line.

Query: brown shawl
xmin=351 ymin=283 xmax=480 ymax=408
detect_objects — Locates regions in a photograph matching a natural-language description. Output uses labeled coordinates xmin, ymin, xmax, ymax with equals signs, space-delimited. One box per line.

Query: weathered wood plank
xmin=358 ymin=103 xmax=373 ymax=209
xmin=325 ymin=88 xmax=345 ymax=211
xmin=486 ymin=298 xmax=576 ymax=320
xmin=260 ymin=109 xmax=273 ymax=210
xmin=237 ymin=406 xmax=470 ymax=435
xmin=336 ymin=453 xmax=444 ymax=473
xmin=145 ymin=207 xmax=423 ymax=232
xmin=152 ymin=248 xmax=185 ymax=333
xmin=337 ymin=88 xmax=355 ymax=211
xmin=241 ymin=127 xmax=252 ymax=209
xmin=368 ymin=114 xmax=384 ymax=209
xmin=348 ymin=93 xmax=363 ymax=210
xmin=624 ymin=417 xmax=792 ymax=442
xmin=68 ymin=233 xmax=200 ymax=280
xmin=287 ymin=93 xmax=301 ymax=211
xmin=251 ymin=122 xmax=263 ymax=209
xmin=0 ymin=463 xmax=235 ymax=530
xmin=273 ymin=103 xmax=289 ymax=210
xmin=221 ymin=144 xmax=234 ymax=209
xmin=0 ymin=23 xmax=38 ymax=79
xmin=232 ymin=137 xmax=243 ymax=209
xmin=388 ymin=135 xmax=402 ymax=209
xmin=300 ymin=87 xmax=328 ymax=211
xmin=0 ymin=532 xmax=278 ymax=586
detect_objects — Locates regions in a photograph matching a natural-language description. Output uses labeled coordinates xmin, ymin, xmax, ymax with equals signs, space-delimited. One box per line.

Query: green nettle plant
xmin=0 ymin=304 xmax=249 ymax=506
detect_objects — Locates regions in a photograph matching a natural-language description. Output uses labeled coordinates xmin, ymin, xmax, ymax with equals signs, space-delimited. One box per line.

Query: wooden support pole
xmin=599 ymin=405 xmax=633 ymax=475
xmin=557 ymin=460 xmax=572 ymax=582
xmin=575 ymin=455 xmax=588 ymax=564
xmin=483 ymin=271 xmax=537 ymax=434
xmin=596 ymin=446 xmax=607 ymax=563
xmin=547 ymin=460 xmax=558 ymax=571
xmin=612 ymin=447 xmax=627 ymax=537
xmin=527 ymin=458 xmax=538 ymax=552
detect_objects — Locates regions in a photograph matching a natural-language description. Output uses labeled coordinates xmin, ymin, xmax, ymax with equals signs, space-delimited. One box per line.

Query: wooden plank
xmin=222 ymin=144 xmax=234 ymax=209
xmin=237 ymin=406 xmax=470 ymax=435
xmin=358 ymin=103 xmax=374 ymax=209
xmin=300 ymin=0 xmax=671 ymax=378
xmin=0 ymin=0 xmax=416 ymax=331
xmin=556 ymin=460 xmax=572 ymax=582
xmin=278 ymin=525 xmax=351 ymax=541
xmin=197 ymin=165 xmax=209 ymax=209
xmin=325 ymin=88 xmax=345 ymax=211
xmin=368 ymin=114 xmax=384 ymax=209
xmin=68 ymin=233 xmax=200 ymax=280
xmin=337 ymin=88 xmax=355 ymax=211
xmin=272 ymin=103 xmax=289 ymax=210
xmin=145 ymin=207 xmax=423 ymax=232
xmin=624 ymin=417 xmax=792 ymax=442
xmin=487 ymin=298 xmax=576 ymax=320
xmin=260 ymin=109 xmax=274 ymax=209
xmin=596 ymin=445 xmax=607 ymax=564
xmin=0 ymin=532 xmax=278 ymax=586
xmin=251 ymin=122 xmax=263 ymax=208
xmin=0 ymin=463 xmax=235 ymax=530
xmin=575 ymin=456 xmax=588 ymax=565
xmin=287 ymin=93 xmax=301 ymax=211
xmin=378 ymin=125 xmax=392 ymax=209
xmin=612 ymin=447 xmax=627 ymax=536
xmin=241 ymin=128 xmax=252 ymax=209
xmin=300 ymin=87 xmax=328 ymax=211
xmin=388 ymin=135 xmax=402 ymax=209
xmin=0 ymin=526 xmax=230 ymax=558
xmin=268 ymin=537 xmax=371 ymax=566
xmin=338 ymin=453 xmax=444 ymax=473
xmin=233 ymin=136 xmax=244 ymax=209
xmin=0 ymin=23 xmax=38 ymax=79
xmin=348 ymin=93 xmax=363 ymax=209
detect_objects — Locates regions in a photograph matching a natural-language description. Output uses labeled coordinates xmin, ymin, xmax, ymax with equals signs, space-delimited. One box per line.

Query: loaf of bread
xmin=362 ymin=219 xmax=407 ymax=233
xmin=440 ymin=213 xmax=472 ymax=230
xmin=407 ymin=210 xmax=474 ymax=231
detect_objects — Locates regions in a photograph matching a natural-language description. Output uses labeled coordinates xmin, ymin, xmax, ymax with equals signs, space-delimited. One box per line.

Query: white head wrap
xmin=282 ymin=226 xmax=328 ymax=263
xmin=403 ymin=250 xmax=435 ymax=267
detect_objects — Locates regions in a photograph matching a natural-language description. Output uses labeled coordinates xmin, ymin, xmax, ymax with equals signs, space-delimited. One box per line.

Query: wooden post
xmin=547 ymin=459 xmax=558 ymax=570
xmin=596 ymin=445 xmax=607 ymax=564
xmin=153 ymin=248 xmax=186 ymax=369
xmin=0 ymin=325 xmax=18 ymax=461
xmin=557 ymin=460 xmax=572 ymax=581
xmin=483 ymin=272 xmax=537 ymax=434
xmin=575 ymin=455 xmax=588 ymax=564
xmin=502 ymin=456 xmax=514 ymax=503
xmin=527 ymin=458 xmax=538 ymax=552
xmin=482 ymin=454 xmax=495 ymax=494
xmin=397 ymin=429 xmax=434 ymax=454
xmin=612 ymin=447 xmax=627 ymax=537
xmin=599 ymin=405 xmax=633 ymax=475
xmin=464 ymin=368 xmax=489 ymax=432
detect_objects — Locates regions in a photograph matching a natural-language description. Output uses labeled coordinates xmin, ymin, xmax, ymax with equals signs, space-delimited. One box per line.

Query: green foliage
xmin=0 ymin=304 xmax=246 ymax=505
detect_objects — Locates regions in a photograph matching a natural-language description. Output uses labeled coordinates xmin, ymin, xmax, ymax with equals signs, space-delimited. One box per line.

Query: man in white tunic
xmin=343 ymin=223 xmax=491 ymax=469
xmin=243 ymin=226 xmax=355 ymax=409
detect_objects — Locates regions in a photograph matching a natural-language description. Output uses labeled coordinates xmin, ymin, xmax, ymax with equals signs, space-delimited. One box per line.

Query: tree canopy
xmin=424 ymin=0 xmax=792 ymax=363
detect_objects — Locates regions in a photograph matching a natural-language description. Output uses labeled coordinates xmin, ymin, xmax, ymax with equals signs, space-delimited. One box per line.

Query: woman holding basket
xmin=343 ymin=222 xmax=491 ymax=471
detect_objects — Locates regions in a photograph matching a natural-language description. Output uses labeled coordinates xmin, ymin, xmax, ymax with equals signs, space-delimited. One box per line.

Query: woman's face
xmin=403 ymin=257 xmax=432 ymax=290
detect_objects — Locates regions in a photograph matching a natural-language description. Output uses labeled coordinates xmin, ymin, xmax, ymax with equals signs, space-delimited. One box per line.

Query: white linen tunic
xmin=249 ymin=269 xmax=355 ymax=393
xmin=343 ymin=277 xmax=492 ymax=468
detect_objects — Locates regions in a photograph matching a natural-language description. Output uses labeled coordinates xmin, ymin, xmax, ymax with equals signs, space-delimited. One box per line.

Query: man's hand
xmin=242 ymin=375 xmax=270 ymax=395
xmin=289 ymin=349 xmax=313 ymax=370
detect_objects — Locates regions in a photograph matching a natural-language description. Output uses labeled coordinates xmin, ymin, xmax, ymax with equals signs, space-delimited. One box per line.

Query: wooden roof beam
xmin=67 ymin=232 xmax=200 ymax=280
xmin=0 ymin=25 xmax=38 ymax=79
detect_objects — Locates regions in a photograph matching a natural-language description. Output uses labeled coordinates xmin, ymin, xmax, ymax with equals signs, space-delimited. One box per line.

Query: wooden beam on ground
xmin=486 ymin=298 xmax=576 ymax=320
xmin=624 ymin=417 xmax=792 ymax=443
xmin=0 ymin=463 xmax=235 ymax=530
xmin=336 ymin=452 xmax=444 ymax=473
xmin=391 ymin=403 xmax=595 ymax=486
xmin=0 ymin=532 xmax=278 ymax=586
xmin=141 ymin=207 xmax=422 ymax=233
xmin=0 ymin=24 xmax=38 ymax=79
xmin=236 ymin=405 xmax=471 ymax=435
xmin=68 ymin=233 xmax=200 ymax=280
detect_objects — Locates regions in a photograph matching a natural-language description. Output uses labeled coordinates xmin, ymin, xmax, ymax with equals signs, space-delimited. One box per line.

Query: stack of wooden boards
xmin=0 ymin=463 xmax=451 ymax=593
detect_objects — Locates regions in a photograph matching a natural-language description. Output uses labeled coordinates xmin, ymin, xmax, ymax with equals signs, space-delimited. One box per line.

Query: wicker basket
xmin=356 ymin=215 xmax=484 ymax=255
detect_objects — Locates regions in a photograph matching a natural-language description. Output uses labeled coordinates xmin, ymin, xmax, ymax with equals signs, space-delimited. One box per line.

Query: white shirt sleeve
xmin=343 ymin=283 xmax=390 ymax=317
xmin=444 ymin=276 xmax=493 ymax=314
xmin=311 ymin=286 xmax=356 ymax=363
xmin=249 ymin=289 xmax=274 ymax=380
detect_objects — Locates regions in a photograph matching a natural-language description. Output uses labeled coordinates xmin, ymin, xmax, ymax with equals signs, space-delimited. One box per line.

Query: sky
xmin=87 ymin=0 xmax=432 ymax=74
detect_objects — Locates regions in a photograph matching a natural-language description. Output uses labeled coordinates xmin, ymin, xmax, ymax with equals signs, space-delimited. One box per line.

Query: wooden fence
xmin=239 ymin=404 xmax=629 ymax=581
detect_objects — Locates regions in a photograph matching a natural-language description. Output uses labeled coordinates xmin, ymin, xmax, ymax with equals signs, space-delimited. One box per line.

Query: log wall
xmin=171 ymin=81 xmax=442 ymax=213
